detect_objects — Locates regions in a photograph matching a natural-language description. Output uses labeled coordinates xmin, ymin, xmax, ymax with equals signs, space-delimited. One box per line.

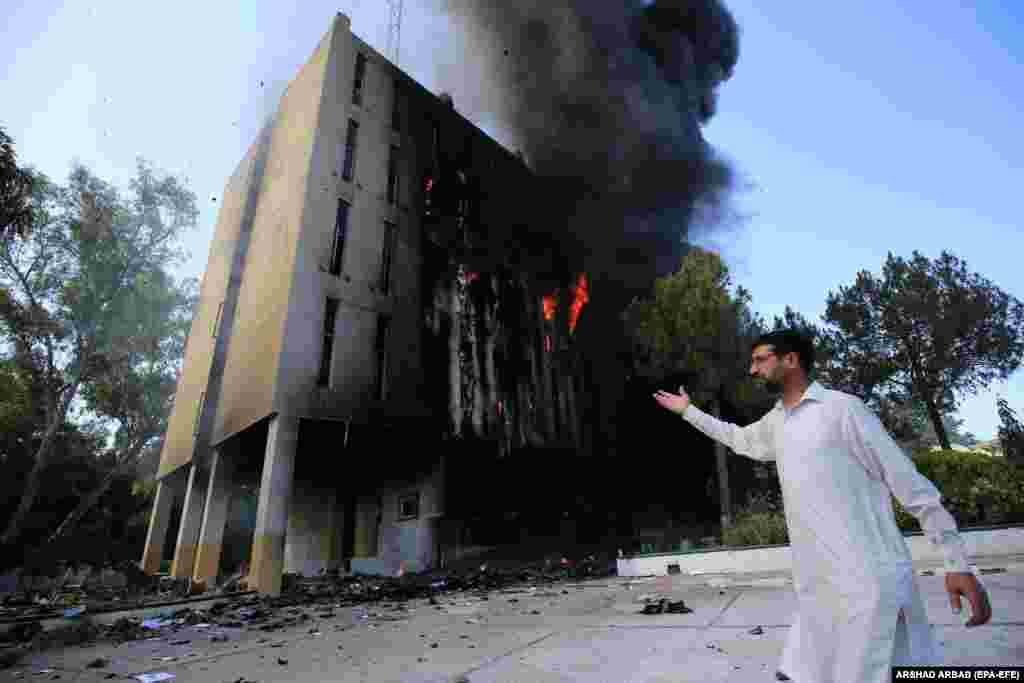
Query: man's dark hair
xmin=752 ymin=329 xmax=815 ymax=374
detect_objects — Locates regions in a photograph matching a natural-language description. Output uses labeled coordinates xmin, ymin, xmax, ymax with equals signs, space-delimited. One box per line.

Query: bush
xmin=722 ymin=491 xmax=789 ymax=547
xmin=893 ymin=449 xmax=1024 ymax=531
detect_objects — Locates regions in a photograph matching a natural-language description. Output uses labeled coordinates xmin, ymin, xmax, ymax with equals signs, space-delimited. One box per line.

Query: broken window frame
xmin=380 ymin=221 xmax=396 ymax=295
xmin=342 ymin=119 xmax=359 ymax=182
xmin=375 ymin=314 xmax=391 ymax=400
xmin=398 ymin=491 xmax=419 ymax=520
xmin=329 ymin=200 xmax=350 ymax=277
xmin=318 ymin=298 xmax=340 ymax=387
xmin=352 ymin=52 xmax=367 ymax=106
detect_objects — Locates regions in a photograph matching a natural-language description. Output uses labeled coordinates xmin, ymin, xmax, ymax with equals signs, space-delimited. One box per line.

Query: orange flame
xmin=542 ymin=294 xmax=558 ymax=321
xmin=568 ymin=272 xmax=589 ymax=334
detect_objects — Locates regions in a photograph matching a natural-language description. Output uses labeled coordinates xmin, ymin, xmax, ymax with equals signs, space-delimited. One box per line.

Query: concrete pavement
xmin=4 ymin=555 xmax=1022 ymax=682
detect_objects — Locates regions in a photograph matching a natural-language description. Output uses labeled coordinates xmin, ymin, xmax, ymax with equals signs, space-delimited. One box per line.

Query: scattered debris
xmin=749 ymin=626 xmax=764 ymax=635
xmin=1 ymin=551 xmax=619 ymax=666
xmin=87 ymin=657 xmax=110 ymax=668
xmin=920 ymin=570 xmax=935 ymax=576
xmin=979 ymin=567 xmax=1006 ymax=575
xmin=640 ymin=598 xmax=692 ymax=615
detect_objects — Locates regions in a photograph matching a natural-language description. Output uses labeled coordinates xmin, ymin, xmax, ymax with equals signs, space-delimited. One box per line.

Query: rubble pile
xmin=0 ymin=561 xmax=214 ymax=622
xmin=0 ymin=552 xmax=617 ymax=669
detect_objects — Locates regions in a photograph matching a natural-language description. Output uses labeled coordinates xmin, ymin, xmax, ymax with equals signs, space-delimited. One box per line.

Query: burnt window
xmin=342 ymin=119 xmax=359 ymax=181
xmin=380 ymin=222 xmax=396 ymax=295
xmin=431 ymin=119 xmax=441 ymax=163
xmin=391 ymin=79 xmax=402 ymax=131
xmin=329 ymin=200 xmax=350 ymax=277
xmin=352 ymin=53 xmax=367 ymax=105
xmin=386 ymin=145 xmax=400 ymax=205
xmin=318 ymin=298 xmax=340 ymax=387
xmin=375 ymin=314 xmax=391 ymax=400
xmin=398 ymin=492 xmax=419 ymax=520
xmin=423 ymin=173 xmax=436 ymax=219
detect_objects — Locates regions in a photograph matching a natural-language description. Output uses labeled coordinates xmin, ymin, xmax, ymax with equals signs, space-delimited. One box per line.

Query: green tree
xmin=768 ymin=306 xmax=981 ymax=450
xmin=0 ymin=126 xmax=35 ymax=240
xmin=824 ymin=251 xmax=1024 ymax=450
xmin=625 ymin=247 xmax=767 ymax=528
xmin=0 ymin=159 xmax=198 ymax=551
xmin=997 ymin=397 xmax=1024 ymax=464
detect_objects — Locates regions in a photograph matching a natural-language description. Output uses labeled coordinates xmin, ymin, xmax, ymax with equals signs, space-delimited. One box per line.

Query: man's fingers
xmin=967 ymin=585 xmax=992 ymax=627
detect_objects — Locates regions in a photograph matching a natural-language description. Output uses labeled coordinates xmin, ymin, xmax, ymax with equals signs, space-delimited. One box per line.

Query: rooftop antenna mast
xmin=386 ymin=0 xmax=404 ymax=68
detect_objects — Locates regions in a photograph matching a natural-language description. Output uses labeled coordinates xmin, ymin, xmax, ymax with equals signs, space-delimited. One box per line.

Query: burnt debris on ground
xmin=0 ymin=553 xmax=616 ymax=669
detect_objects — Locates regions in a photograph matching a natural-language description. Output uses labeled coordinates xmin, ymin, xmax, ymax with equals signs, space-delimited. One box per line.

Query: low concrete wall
xmin=616 ymin=526 xmax=1024 ymax=577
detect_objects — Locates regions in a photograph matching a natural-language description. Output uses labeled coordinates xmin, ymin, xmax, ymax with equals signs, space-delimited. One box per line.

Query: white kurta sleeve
xmin=681 ymin=404 xmax=776 ymax=462
xmin=843 ymin=397 xmax=971 ymax=573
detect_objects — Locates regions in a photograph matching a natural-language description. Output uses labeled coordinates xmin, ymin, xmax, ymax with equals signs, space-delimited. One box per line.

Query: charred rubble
xmin=0 ymin=555 xmax=616 ymax=669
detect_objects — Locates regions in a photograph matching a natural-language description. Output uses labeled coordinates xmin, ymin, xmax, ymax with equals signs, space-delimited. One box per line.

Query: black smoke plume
xmin=433 ymin=0 xmax=739 ymax=292
xmin=431 ymin=0 xmax=742 ymax=455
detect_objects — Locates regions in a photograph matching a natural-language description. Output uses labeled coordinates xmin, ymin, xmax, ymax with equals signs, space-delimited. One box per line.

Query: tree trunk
xmin=923 ymin=392 xmax=952 ymax=450
xmin=711 ymin=397 xmax=733 ymax=530
xmin=45 ymin=452 xmax=137 ymax=545
xmin=0 ymin=379 xmax=80 ymax=546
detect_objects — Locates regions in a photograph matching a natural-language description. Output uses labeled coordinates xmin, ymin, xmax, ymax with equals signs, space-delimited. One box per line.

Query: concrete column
xmin=192 ymin=448 xmax=234 ymax=589
xmin=249 ymin=415 xmax=299 ymax=595
xmin=170 ymin=463 xmax=208 ymax=579
xmin=140 ymin=469 xmax=183 ymax=575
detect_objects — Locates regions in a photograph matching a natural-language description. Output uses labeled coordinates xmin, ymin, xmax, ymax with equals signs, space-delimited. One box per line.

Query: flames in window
xmin=541 ymin=273 xmax=589 ymax=337
xmin=568 ymin=272 xmax=589 ymax=334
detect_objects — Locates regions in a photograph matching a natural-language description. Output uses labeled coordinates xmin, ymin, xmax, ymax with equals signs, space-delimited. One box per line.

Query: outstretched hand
xmin=653 ymin=386 xmax=691 ymax=415
xmin=946 ymin=572 xmax=992 ymax=627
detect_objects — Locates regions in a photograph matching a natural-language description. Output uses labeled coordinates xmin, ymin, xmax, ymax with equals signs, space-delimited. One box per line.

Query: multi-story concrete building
xmin=140 ymin=13 xmax=586 ymax=595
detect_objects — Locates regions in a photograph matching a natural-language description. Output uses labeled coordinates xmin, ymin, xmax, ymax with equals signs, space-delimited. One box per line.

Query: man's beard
xmin=762 ymin=378 xmax=783 ymax=394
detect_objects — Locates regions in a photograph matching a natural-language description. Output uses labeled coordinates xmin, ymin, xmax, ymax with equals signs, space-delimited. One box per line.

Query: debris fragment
xmin=87 ymin=657 xmax=110 ymax=668
xmin=749 ymin=626 xmax=764 ymax=635
xmin=134 ymin=674 xmax=175 ymax=683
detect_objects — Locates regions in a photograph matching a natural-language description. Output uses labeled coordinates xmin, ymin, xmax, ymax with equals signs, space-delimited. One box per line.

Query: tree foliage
xmin=0 ymin=126 xmax=36 ymax=240
xmin=624 ymin=247 xmax=769 ymax=527
xmin=0 ymin=158 xmax=198 ymax=553
xmin=823 ymin=251 xmax=1024 ymax=450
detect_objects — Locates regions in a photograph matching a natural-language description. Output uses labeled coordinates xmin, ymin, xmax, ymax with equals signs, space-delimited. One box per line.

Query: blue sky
xmin=3 ymin=1 xmax=1021 ymax=440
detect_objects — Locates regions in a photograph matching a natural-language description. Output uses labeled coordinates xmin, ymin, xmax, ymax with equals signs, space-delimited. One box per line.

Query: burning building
xmin=141 ymin=13 xmax=590 ymax=595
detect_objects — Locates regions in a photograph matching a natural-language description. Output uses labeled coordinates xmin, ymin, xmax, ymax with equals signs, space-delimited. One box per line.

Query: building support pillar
xmin=140 ymin=467 xmax=186 ymax=575
xmin=249 ymin=415 xmax=299 ymax=595
xmin=192 ymin=448 xmax=234 ymax=589
xmin=170 ymin=463 xmax=208 ymax=579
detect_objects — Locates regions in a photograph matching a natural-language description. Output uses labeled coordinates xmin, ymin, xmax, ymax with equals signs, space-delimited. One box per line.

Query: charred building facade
xmin=141 ymin=13 xmax=588 ymax=595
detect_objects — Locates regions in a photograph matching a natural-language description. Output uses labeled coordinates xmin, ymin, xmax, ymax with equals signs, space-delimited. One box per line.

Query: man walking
xmin=653 ymin=330 xmax=991 ymax=682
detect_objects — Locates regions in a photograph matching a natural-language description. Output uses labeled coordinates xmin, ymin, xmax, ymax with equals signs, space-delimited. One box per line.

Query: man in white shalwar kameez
xmin=654 ymin=330 xmax=992 ymax=683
